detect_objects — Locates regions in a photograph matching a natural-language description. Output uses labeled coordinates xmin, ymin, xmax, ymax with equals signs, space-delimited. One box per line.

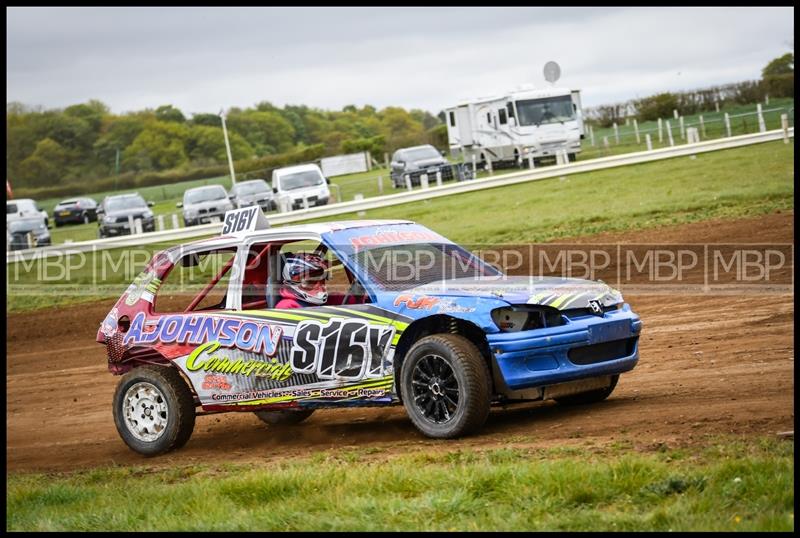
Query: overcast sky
xmin=6 ymin=7 xmax=794 ymax=116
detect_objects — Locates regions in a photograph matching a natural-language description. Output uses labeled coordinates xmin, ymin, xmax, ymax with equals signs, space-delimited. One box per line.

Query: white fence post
xmin=781 ymin=114 xmax=789 ymax=144
xmin=679 ymin=116 xmax=685 ymax=140
xmin=377 ymin=175 xmax=383 ymax=195
xmin=658 ymin=118 xmax=663 ymax=142
xmin=589 ymin=125 xmax=595 ymax=146
xmin=613 ymin=122 xmax=619 ymax=144
xmin=354 ymin=194 xmax=365 ymax=217
xmin=687 ymin=127 xmax=699 ymax=144
xmin=673 ymin=109 xmax=679 ymax=120
xmin=699 ymin=115 xmax=706 ymax=139
xmin=127 ymin=215 xmax=135 ymax=233
xmin=633 ymin=118 xmax=640 ymax=144
xmin=436 ymin=170 xmax=442 ymax=187
xmin=134 ymin=218 xmax=143 ymax=235
xmin=302 ymin=196 xmax=309 ymax=211
xmin=715 ymin=100 xmax=720 ymax=113
xmin=365 ymin=151 xmax=372 ymax=171
xmin=486 ymin=157 xmax=493 ymax=176
xmin=471 ymin=155 xmax=477 ymax=178
xmin=420 ymin=173 xmax=429 ymax=189
xmin=757 ymin=103 xmax=766 ymax=133
xmin=603 ymin=136 xmax=609 ymax=153
xmin=724 ymin=113 xmax=732 ymax=138
xmin=404 ymin=174 xmax=412 ymax=191
xmin=384 ymin=153 xmax=389 ymax=170
xmin=527 ymin=152 xmax=534 ymax=170
xmin=645 ymin=133 xmax=653 ymax=151
xmin=171 ymin=214 xmax=180 ymax=229
xmin=765 ymin=94 xmax=770 ymax=105
xmin=156 ymin=214 xmax=165 ymax=231
xmin=666 ymin=120 xmax=675 ymax=146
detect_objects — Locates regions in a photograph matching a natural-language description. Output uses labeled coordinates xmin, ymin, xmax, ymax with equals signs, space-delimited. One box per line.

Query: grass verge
xmin=6 ymin=436 xmax=793 ymax=531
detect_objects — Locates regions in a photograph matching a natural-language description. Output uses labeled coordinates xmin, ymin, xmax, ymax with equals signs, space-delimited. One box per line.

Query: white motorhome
xmin=445 ymin=86 xmax=584 ymax=166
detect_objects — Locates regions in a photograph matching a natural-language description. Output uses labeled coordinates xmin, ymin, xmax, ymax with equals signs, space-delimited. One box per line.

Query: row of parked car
xmin=7 ymin=147 xmax=464 ymax=250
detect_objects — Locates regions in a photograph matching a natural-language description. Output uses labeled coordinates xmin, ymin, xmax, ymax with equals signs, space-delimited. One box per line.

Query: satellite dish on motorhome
xmin=543 ymin=61 xmax=561 ymax=84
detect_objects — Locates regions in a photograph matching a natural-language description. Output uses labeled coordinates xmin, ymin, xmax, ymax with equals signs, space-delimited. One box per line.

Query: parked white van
xmin=271 ymin=163 xmax=331 ymax=211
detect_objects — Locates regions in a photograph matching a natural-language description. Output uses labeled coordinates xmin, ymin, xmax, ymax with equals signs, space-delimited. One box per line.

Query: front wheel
xmin=112 ymin=365 xmax=196 ymax=456
xmin=554 ymin=375 xmax=619 ymax=406
xmin=401 ymin=334 xmax=491 ymax=439
xmin=254 ymin=408 xmax=314 ymax=426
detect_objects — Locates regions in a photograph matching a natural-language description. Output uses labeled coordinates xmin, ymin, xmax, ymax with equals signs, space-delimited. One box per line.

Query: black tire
xmin=400 ymin=334 xmax=491 ymax=439
xmin=254 ymin=408 xmax=314 ymax=426
xmin=54 ymin=220 xmax=62 ymax=228
xmin=554 ymin=375 xmax=619 ymax=406
xmin=112 ymin=365 xmax=196 ymax=456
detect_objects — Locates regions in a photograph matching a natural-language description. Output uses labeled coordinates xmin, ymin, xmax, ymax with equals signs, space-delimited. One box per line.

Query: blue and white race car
xmin=98 ymin=208 xmax=642 ymax=456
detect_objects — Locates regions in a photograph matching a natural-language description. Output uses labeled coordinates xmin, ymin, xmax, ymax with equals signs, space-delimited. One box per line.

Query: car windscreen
xmin=349 ymin=242 xmax=501 ymax=291
xmin=403 ymin=147 xmax=441 ymax=162
xmin=516 ymin=96 xmax=575 ymax=126
xmin=9 ymin=218 xmax=44 ymax=232
xmin=279 ymin=170 xmax=324 ymax=191
xmin=7 ymin=203 xmax=18 ymax=214
xmin=234 ymin=181 xmax=269 ymax=195
xmin=106 ymin=196 xmax=148 ymax=212
xmin=184 ymin=187 xmax=228 ymax=204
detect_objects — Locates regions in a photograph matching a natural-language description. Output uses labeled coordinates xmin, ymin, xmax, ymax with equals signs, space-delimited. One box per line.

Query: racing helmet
xmin=281 ymin=253 xmax=330 ymax=305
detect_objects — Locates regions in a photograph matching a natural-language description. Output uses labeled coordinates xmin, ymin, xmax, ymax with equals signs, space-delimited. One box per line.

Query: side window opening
xmin=154 ymin=248 xmax=237 ymax=313
xmin=498 ymin=108 xmax=507 ymax=125
xmin=449 ymin=111 xmax=456 ymax=127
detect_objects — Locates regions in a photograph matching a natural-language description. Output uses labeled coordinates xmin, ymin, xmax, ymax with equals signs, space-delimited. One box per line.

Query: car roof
xmin=186 ymin=184 xmax=226 ymax=193
xmin=273 ymin=163 xmax=321 ymax=175
xmin=107 ymin=193 xmax=141 ymax=199
xmin=179 ymin=219 xmax=414 ymax=249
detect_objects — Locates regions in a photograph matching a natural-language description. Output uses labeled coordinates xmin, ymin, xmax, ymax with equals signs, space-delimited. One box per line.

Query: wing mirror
xmin=147 ymin=201 xmax=155 ymax=207
xmin=176 ymin=202 xmax=183 ymax=208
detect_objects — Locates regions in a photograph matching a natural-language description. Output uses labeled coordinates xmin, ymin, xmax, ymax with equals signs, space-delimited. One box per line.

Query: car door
xmin=231 ymin=238 xmax=399 ymax=404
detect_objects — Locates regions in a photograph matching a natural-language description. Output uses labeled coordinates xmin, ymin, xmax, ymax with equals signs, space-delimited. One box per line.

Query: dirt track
xmin=7 ymin=213 xmax=794 ymax=473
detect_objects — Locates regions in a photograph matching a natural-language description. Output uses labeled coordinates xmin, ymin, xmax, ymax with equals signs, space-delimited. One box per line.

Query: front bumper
xmin=100 ymin=218 xmax=156 ymax=235
xmin=487 ymin=304 xmax=642 ymax=391
xmin=290 ymin=196 xmax=328 ymax=210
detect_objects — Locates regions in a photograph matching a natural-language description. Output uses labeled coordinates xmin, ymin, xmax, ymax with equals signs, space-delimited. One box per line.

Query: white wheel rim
xmin=123 ymin=382 xmax=168 ymax=442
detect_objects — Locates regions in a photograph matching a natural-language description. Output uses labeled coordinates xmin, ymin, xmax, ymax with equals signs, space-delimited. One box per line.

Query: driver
xmin=275 ymin=253 xmax=330 ymax=309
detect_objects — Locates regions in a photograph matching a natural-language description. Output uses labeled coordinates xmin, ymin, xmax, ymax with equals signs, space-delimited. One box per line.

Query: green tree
xmin=634 ymin=93 xmax=679 ymax=122
xmin=190 ymin=113 xmax=222 ymax=127
xmin=762 ymin=53 xmax=794 ymax=77
xmin=226 ymin=110 xmax=295 ymax=155
xmin=17 ymin=138 xmax=69 ymax=188
xmin=123 ymin=121 xmax=190 ymax=171
xmin=155 ymin=104 xmax=186 ymax=123
xmin=186 ymin=125 xmax=255 ymax=164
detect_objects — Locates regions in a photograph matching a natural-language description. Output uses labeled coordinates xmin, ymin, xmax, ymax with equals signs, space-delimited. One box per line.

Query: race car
xmin=98 ymin=207 xmax=642 ymax=456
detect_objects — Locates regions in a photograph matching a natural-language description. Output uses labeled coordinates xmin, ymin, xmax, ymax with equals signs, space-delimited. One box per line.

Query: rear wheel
xmin=401 ymin=334 xmax=491 ymax=439
xmin=254 ymin=409 xmax=314 ymax=425
xmin=554 ymin=375 xmax=619 ymax=405
xmin=112 ymin=365 xmax=196 ymax=456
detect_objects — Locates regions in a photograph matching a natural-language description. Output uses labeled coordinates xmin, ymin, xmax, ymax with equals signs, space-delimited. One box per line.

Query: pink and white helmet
xmin=281 ymin=253 xmax=330 ymax=305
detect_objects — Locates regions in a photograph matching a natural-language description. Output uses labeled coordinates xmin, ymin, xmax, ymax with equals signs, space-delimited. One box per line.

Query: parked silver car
xmin=178 ymin=185 xmax=234 ymax=227
xmin=228 ymin=179 xmax=276 ymax=212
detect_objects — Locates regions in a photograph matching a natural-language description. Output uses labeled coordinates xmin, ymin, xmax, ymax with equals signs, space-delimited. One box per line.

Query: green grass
xmin=6 ymin=436 xmax=793 ymax=531
xmin=305 ymin=139 xmax=794 ymax=244
xmin=581 ymin=98 xmax=794 ymax=160
xmin=6 ymin=140 xmax=793 ymax=313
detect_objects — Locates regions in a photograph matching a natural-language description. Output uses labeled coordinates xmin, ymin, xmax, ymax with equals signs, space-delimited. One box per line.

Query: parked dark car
xmin=53 ymin=197 xmax=98 ymax=226
xmin=97 ymin=193 xmax=155 ymax=238
xmin=390 ymin=144 xmax=454 ymax=187
xmin=7 ymin=216 xmax=51 ymax=251
xmin=229 ymin=179 xmax=276 ymax=212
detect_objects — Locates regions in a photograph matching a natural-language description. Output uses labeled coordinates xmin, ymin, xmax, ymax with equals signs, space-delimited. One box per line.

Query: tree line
xmin=7 ymin=100 xmax=448 ymax=192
